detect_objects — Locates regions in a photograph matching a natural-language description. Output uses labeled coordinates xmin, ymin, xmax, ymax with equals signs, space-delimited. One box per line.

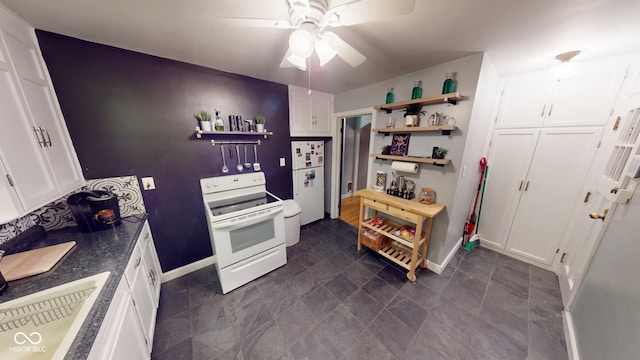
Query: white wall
xmin=335 ymin=53 xmax=500 ymax=265
xmin=570 ymin=181 xmax=640 ymax=359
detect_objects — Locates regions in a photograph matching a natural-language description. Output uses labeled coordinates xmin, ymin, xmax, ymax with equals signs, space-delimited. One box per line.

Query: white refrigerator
xmin=291 ymin=141 xmax=325 ymax=225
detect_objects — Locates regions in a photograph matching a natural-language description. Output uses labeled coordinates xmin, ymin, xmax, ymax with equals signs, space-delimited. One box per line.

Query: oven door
xmin=211 ymin=206 xmax=285 ymax=268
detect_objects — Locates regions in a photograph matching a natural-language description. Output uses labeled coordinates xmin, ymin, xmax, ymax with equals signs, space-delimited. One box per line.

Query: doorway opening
xmin=338 ymin=115 xmax=371 ymax=227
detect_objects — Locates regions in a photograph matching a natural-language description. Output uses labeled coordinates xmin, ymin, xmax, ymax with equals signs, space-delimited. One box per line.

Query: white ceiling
xmin=2 ymin=0 xmax=640 ymax=94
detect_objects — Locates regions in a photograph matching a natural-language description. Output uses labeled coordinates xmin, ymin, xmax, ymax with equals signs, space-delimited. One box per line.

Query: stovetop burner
xmin=208 ymin=192 xmax=281 ymax=217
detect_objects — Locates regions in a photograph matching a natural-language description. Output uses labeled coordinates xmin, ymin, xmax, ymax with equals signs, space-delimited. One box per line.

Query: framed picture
xmin=390 ymin=133 xmax=410 ymax=156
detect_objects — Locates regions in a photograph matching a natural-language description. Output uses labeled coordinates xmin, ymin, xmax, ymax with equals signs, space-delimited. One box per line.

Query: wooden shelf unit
xmin=355 ymin=188 xmax=445 ymax=281
xmin=372 ymin=125 xmax=457 ymax=134
xmin=373 ymin=92 xmax=462 ymax=112
xmin=195 ymin=126 xmax=273 ymax=139
xmin=370 ymin=154 xmax=450 ymax=166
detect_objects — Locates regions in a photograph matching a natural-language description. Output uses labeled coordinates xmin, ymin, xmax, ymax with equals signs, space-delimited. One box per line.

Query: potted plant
xmin=432 ymin=146 xmax=448 ymax=159
xmin=403 ymin=104 xmax=425 ymax=127
xmin=195 ymin=111 xmax=212 ymax=131
xmin=255 ymin=115 xmax=266 ymax=132
xmin=381 ymin=145 xmax=391 ymax=155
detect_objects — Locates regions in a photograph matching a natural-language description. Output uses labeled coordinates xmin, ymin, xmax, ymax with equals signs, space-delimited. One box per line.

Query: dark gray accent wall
xmin=36 ymin=31 xmax=293 ymax=272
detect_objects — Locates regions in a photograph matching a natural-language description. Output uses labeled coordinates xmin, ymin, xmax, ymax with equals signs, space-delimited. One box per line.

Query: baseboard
xmin=563 ymin=310 xmax=580 ymax=360
xmin=426 ymin=237 xmax=463 ymax=274
xmin=160 ymin=255 xmax=216 ymax=283
xmin=341 ymin=192 xmax=353 ymax=199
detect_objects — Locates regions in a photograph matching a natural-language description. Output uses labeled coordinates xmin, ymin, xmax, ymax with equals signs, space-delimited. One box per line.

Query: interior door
xmin=478 ymin=129 xmax=539 ymax=248
xmin=558 ymin=93 xmax=640 ymax=304
xmin=506 ymin=128 xmax=602 ymax=265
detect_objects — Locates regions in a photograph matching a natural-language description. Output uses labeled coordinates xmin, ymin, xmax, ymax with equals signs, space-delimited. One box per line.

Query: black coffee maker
xmin=67 ymin=190 xmax=122 ymax=232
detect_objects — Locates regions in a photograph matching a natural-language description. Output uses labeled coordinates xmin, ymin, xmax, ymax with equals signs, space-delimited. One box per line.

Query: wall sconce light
xmin=548 ymin=50 xmax=581 ymax=80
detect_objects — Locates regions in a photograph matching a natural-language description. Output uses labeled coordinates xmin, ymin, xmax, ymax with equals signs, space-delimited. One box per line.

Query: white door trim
xmin=330 ymin=107 xmax=376 ymax=218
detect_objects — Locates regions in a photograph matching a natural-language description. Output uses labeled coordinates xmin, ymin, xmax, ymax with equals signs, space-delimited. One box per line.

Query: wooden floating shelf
xmin=373 ymin=92 xmax=462 ymax=112
xmin=372 ymin=125 xmax=457 ymax=134
xmin=195 ymin=127 xmax=273 ymax=139
xmin=370 ymin=154 xmax=450 ymax=165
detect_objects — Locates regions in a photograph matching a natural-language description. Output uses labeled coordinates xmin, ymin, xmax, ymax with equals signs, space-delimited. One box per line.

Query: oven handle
xmin=212 ymin=207 xmax=283 ymax=230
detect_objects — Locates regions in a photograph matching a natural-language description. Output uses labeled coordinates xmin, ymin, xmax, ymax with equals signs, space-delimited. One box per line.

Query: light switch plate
xmin=141 ymin=177 xmax=156 ymax=190
xmin=280 ymin=158 xmax=286 ymax=167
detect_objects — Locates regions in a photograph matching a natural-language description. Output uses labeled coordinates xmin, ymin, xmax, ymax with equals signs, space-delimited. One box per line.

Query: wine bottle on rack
xmin=214 ymin=109 xmax=224 ymax=131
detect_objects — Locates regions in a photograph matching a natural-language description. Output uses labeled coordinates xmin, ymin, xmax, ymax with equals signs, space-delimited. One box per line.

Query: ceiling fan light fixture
xmin=286 ymin=53 xmax=308 ymax=71
xmin=315 ymin=37 xmax=338 ymax=66
xmin=289 ymin=29 xmax=314 ymax=58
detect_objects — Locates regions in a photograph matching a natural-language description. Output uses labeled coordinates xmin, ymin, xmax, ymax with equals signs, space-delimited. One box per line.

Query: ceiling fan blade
xmin=324 ymin=31 xmax=366 ymax=67
xmin=329 ymin=0 xmax=416 ymax=27
xmin=214 ymin=17 xmax=296 ymax=29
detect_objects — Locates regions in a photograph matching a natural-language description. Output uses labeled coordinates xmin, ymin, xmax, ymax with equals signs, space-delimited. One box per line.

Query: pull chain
xmin=307 ymin=58 xmax=312 ymax=95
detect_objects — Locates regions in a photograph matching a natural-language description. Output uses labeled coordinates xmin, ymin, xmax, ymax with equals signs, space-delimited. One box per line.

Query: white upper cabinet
xmin=496 ymin=59 xmax=627 ymax=129
xmin=289 ymin=85 xmax=333 ymax=136
xmin=0 ymin=6 xmax=83 ymax=223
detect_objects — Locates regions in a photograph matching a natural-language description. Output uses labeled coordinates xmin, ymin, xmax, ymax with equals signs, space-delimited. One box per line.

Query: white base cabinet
xmin=289 ymin=85 xmax=333 ymax=136
xmin=0 ymin=5 xmax=83 ymax=223
xmin=88 ymin=221 xmax=161 ymax=359
xmin=480 ymin=128 xmax=602 ymax=265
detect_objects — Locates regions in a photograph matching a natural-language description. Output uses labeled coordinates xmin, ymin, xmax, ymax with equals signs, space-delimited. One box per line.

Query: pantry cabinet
xmin=289 ymin=85 xmax=333 ymax=136
xmin=480 ymin=128 xmax=602 ymax=265
xmin=88 ymin=221 xmax=161 ymax=359
xmin=495 ymin=60 xmax=626 ymax=129
xmin=0 ymin=7 xmax=83 ymax=223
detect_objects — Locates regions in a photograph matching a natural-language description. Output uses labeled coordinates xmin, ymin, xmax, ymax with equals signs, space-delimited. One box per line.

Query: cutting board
xmin=0 ymin=241 xmax=76 ymax=281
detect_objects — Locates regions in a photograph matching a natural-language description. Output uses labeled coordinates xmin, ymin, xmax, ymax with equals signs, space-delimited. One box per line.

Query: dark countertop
xmin=0 ymin=215 xmax=147 ymax=359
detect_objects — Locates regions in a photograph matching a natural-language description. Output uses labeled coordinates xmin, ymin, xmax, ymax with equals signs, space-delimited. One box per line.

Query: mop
xmin=463 ymin=158 xmax=487 ymax=251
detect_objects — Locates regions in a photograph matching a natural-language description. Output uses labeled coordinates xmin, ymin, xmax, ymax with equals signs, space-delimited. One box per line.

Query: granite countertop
xmin=0 ymin=214 xmax=147 ymax=359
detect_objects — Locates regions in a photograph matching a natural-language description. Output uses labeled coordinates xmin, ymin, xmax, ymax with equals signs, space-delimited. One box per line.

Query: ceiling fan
xmin=219 ymin=0 xmax=416 ymax=70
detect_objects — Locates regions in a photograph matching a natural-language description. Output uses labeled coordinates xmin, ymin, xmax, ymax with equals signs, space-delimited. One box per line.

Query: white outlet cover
xmin=280 ymin=158 xmax=286 ymax=166
xmin=141 ymin=177 xmax=156 ymax=190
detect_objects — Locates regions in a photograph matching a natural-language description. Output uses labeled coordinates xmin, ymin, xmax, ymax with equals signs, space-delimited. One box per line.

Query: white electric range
xmin=200 ymin=172 xmax=286 ymax=294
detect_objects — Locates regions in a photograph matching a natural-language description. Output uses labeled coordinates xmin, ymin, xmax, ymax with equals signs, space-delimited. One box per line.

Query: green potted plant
xmin=432 ymin=146 xmax=448 ymax=159
xmin=195 ymin=111 xmax=212 ymax=131
xmin=381 ymin=145 xmax=391 ymax=155
xmin=255 ymin=115 xmax=266 ymax=132
xmin=403 ymin=104 xmax=425 ymax=127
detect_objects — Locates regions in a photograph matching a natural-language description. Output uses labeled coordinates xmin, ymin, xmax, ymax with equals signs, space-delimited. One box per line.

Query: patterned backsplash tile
xmin=0 ymin=175 xmax=145 ymax=245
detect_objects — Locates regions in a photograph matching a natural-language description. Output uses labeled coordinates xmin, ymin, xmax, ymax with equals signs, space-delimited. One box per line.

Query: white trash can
xmin=283 ymin=200 xmax=302 ymax=247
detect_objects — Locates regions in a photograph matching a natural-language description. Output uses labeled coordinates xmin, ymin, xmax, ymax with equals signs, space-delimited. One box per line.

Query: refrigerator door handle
xmin=293 ymin=172 xmax=299 ymax=196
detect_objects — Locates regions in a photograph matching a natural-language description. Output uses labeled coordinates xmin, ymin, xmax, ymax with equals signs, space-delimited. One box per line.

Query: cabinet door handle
xmin=144 ymin=232 xmax=149 ymax=239
xmin=42 ymin=127 xmax=52 ymax=147
xmin=524 ymin=181 xmax=530 ymax=191
xmin=540 ymin=105 xmax=546 ymax=117
xmin=548 ymin=104 xmax=554 ymax=117
xmin=518 ymin=181 xmax=523 ymax=191
xmin=32 ymin=126 xmax=44 ymax=147
xmin=135 ymin=256 xmax=141 ymax=268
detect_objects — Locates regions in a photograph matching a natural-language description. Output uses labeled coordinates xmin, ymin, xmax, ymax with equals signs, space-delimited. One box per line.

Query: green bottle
xmin=385 ymin=87 xmax=394 ymax=104
xmin=442 ymin=72 xmax=456 ymax=94
xmin=411 ymin=80 xmax=422 ymax=99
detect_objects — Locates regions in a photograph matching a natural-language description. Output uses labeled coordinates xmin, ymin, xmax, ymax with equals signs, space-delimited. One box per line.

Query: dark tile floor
xmin=151 ymin=219 xmax=567 ymax=360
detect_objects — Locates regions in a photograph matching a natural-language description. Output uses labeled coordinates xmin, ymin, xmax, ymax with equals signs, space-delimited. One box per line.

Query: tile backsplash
xmin=0 ymin=175 xmax=145 ymax=245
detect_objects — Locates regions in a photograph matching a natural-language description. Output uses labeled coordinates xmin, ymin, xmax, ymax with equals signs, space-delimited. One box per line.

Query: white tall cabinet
xmin=481 ymin=128 xmax=602 ymax=265
xmin=480 ymin=60 xmax=626 ymax=267
xmin=0 ymin=6 xmax=83 ymax=223
xmin=288 ymin=85 xmax=333 ymax=136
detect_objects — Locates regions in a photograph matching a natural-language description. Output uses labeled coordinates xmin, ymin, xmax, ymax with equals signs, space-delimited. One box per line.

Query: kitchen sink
xmin=0 ymin=272 xmax=110 ymax=360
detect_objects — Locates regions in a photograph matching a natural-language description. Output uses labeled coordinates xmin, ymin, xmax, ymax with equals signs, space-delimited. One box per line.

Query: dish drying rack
xmin=0 ymin=286 xmax=96 ymax=332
